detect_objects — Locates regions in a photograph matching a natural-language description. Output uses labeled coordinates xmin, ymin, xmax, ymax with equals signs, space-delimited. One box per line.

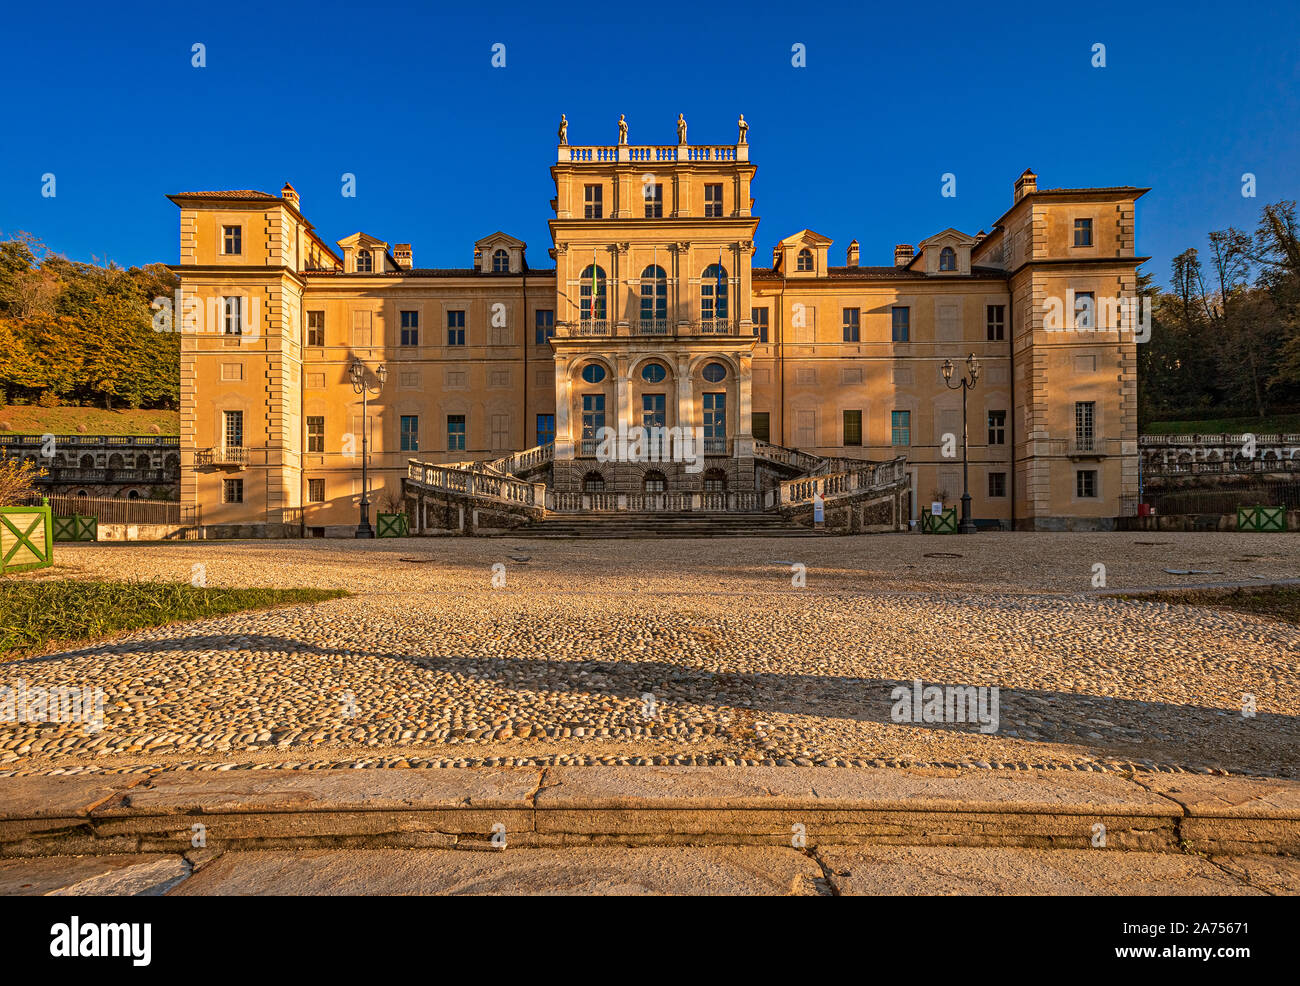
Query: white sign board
xmin=931 ymin=501 xmax=943 ymax=516
xmin=813 ymin=493 xmax=825 ymax=523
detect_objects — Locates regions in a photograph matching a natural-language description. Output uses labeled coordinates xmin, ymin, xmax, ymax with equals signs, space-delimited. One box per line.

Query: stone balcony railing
xmin=560 ymin=144 xmax=748 ymax=164
xmin=195 ymin=446 xmax=248 ymax=467
xmin=556 ymin=319 xmax=741 ymax=339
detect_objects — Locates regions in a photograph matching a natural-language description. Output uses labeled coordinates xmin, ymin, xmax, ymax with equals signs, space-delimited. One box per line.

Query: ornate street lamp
xmin=942 ymin=352 xmax=980 ymax=535
xmin=349 ymin=359 xmax=387 ymax=538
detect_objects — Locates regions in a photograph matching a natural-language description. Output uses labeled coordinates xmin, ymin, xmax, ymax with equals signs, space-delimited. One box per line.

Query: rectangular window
xmin=1074 ymin=291 xmax=1095 ymax=329
xmin=306 ymin=416 xmax=324 ymax=453
xmin=447 ymin=309 xmax=465 ymax=346
xmin=1073 ymin=218 xmax=1093 ymax=247
xmin=351 ymin=310 xmax=372 ymax=347
xmin=751 ymin=307 xmax=769 ymax=343
xmin=222 ymin=225 xmax=242 ymax=255
xmin=308 ymin=478 xmax=325 ymax=503
xmin=1076 ymin=469 xmax=1098 ymax=498
xmin=890 ymin=410 xmax=910 ymax=447
xmin=222 ymin=478 xmax=243 ymax=503
xmin=400 ymin=310 xmax=419 ymax=347
xmin=581 ymin=394 xmax=606 ymax=439
xmin=891 ymin=306 xmax=910 ymax=342
xmin=306 ymin=310 xmax=324 ymax=346
xmin=987 ymin=410 xmax=1006 ymax=445
xmin=1075 ymin=401 xmax=1096 ymax=450
xmin=752 ymin=411 xmax=770 ymax=443
xmin=491 ymin=413 xmax=510 ymax=451
xmin=842 ymin=308 xmax=861 ymax=342
xmin=843 ymin=410 xmax=862 ymax=446
xmin=223 ymin=409 xmax=243 ymax=448
xmin=446 ymin=415 xmax=466 ymax=452
xmin=223 ymin=296 xmax=243 ymax=335
xmin=988 ymin=472 xmax=1007 ymax=498
xmin=644 ymin=183 xmax=663 ymax=218
xmin=400 ymin=415 xmax=419 ymax=452
xmin=534 ymin=309 xmax=554 ymax=344
xmin=536 ymin=413 xmax=555 ymax=447
xmin=641 ymin=393 xmax=666 ymax=430
xmin=584 ymin=184 xmax=603 ymax=219
xmin=703 ymin=393 xmax=726 ymax=440
xmin=986 ymin=304 xmax=1005 ymax=341
xmin=704 ymin=183 xmax=723 ymax=218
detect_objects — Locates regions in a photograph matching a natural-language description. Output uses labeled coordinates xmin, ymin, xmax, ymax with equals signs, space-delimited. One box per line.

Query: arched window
xmin=492 ymin=249 xmax=509 ymax=272
xmin=643 ymin=470 xmax=667 ymax=493
xmin=355 ymin=248 xmax=372 ymax=273
xmin=580 ymin=264 xmax=607 ymax=321
xmin=581 ymin=363 xmax=606 ymax=384
xmin=79 ymin=454 xmax=94 ymax=469
xmin=108 ymin=453 xmax=124 ymax=469
xmin=702 ymin=361 xmax=727 ymax=383
xmin=796 ymin=248 xmax=814 ymax=272
xmin=641 ymin=362 xmax=667 ymax=384
xmin=640 ymin=264 xmax=667 ymax=326
xmin=939 ymin=247 xmax=956 ymax=271
xmin=703 ymin=468 xmax=727 ymax=493
xmin=127 ymin=489 xmax=140 ymax=499
xmin=582 ymin=471 xmax=606 ymax=493
xmin=700 ymin=263 xmax=728 ymax=327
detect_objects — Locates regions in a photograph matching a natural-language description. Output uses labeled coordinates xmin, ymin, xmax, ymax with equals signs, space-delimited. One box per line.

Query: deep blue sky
xmin=3 ymin=0 xmax=1297 ymax=286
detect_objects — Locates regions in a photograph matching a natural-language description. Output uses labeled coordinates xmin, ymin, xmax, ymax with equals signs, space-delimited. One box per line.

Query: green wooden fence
xmin=1 ymin=502 xmax=54 ymax=574
xmin=1237 ymin=505 xmax=1287 ymax=532
xmin=52 ymin=514 xmax=97 ymax=542
xmin=376 ymin=512 xmax=409 ymax=538
xmin=921 ymin=507 xmax=958 ymax=534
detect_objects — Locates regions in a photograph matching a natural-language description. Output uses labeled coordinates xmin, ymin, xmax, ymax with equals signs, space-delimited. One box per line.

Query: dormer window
xmin=939 ymin=247 xmax=957 ymax=271
xmin=356 ymin=248 xmax=372 ymax=273
xmin=492 ymin=249 xmax=510 ymax=272
xmin=796 ymin=248 xmax=814 ymax=272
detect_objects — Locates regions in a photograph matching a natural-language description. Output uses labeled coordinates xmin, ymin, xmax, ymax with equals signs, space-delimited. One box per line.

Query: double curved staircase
xmin=404 ymin=439 xmax=908 ymax=536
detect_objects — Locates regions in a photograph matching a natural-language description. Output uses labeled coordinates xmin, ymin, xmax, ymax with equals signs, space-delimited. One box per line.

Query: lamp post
xmin=349 ymin=359 xmax=387 ymax=539
xmin=942 ymin=352 xmax=980 ymax=535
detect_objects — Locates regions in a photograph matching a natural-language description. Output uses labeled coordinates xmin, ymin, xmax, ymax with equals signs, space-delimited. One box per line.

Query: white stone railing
xmin=560 ymin=144 xmax=747 ymax=164
xmin=489 ymin=442 xmax=554 ymax=476
xmin=1140 ymin=433 xmax=1300 ymax=446
xmin=548 ymin=490 xmax=762 ymax=513
xmin=752 ymin=440 xmax=826 ymax=475
xmin=407 ymin=459 xmax=544 ymax=507
xmin=767 ymin=456 xmax=908 ymax=509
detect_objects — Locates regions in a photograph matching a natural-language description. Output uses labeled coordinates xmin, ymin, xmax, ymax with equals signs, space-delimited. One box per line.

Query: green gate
xmin=53 ymin=514 xmax=97 ymax=542
xmin=376 ymin=512 xmax=409 ymax=538
xmin=921 ymin=507 xmax=958 ymax=534
xmin=1 ymin=502 xmax=54 ymax=574
xmin=1237 ymin=505 xmax=1287 ymax=532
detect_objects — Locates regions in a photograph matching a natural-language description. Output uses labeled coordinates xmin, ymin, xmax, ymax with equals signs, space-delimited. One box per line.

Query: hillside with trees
xmin=0 ymin=233 xmax=179 ymax=412
xmin=1139 ymin=201 xmax=1300 ymax=428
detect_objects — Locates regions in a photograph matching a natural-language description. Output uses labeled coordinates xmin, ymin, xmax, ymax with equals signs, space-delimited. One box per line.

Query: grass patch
xmin=0 ymin=405 xmax=179 ymax=436
xmin=1143 ymin=413 xmax=1300 ymax=435
xmin=0 ymin=579 xmax=347 ymax=659
xmin=1126 ymin=584 xmax=1300 ymax=626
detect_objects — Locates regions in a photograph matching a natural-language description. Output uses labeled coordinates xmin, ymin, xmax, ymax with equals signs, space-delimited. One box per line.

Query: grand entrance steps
xmin=522 ymin=511 xmax=819 ymax=538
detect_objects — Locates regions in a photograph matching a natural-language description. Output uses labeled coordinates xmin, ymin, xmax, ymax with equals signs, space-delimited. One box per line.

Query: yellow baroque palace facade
xmin=170 ymin=118 xmax=1147 ymax=535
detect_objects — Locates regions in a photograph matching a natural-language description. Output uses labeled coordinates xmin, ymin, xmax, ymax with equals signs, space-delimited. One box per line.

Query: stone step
xmin=521 ymin=511 xmax=817 ymax=538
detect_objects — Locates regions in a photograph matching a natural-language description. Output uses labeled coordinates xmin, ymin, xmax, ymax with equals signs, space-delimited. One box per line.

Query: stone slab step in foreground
xmin=2 ymin=767 xmax=1298 ymax=858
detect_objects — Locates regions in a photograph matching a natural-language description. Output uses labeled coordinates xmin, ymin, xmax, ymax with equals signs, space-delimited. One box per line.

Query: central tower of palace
xmin=546 ymin=116 xmax=759 ymax=493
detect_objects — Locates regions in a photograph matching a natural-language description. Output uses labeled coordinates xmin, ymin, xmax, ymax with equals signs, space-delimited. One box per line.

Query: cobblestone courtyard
xmin=2 ymin=534 xmax=1297 ymax=777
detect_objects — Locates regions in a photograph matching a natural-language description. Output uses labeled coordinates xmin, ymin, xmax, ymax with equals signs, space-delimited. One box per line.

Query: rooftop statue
xmin=676 ymin=113 xmax=687 ymax=144
xmin=738 ymin=114 xmax=748 ymax=145
xmin=618 ymin=114 xmax=627 ymax=145
xmin=557 ymin=114 xmax=568 ymax=146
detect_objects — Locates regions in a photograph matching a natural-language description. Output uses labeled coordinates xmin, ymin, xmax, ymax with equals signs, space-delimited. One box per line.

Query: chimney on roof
xmin=393 ymin=244 xmax=413 ymax=270
xmin=772 ymin=245 xmax=782 ymax=268
xmin=974 ymin=230 xmax=987 ymax=244
xmin=1015 ymin=169 xmax=1037 ymax=202
xmin=847 ymin=239 xmax=860 ymax=268
xmin=894 ymin=243 xmax=914 ymax=268
xmin=280 ymin=182 xmax=299 ymax=209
